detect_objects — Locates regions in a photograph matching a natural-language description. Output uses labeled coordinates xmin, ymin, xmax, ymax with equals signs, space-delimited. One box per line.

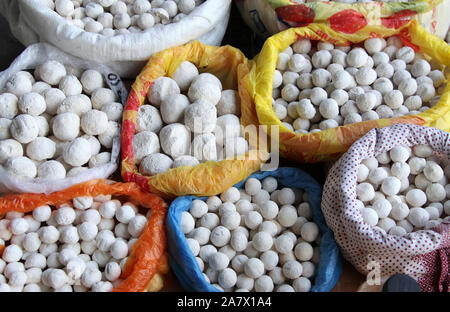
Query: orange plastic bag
xmin=121 ymin=41 xmax=266 ymax=199
xmin=0 ymin=179 xmax=168 ymax=292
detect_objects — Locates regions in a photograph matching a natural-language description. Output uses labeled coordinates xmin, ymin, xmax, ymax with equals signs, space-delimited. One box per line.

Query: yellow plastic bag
xmin=236 ymin=0 xmax=448 ymax=38
xmin=241 ymin=20 xmax=450 ymax=163
xmin=121 ymin=41 xmax=266 ymax=199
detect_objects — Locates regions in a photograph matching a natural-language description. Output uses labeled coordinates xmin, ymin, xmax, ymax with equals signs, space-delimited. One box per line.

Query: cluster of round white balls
xmin=272 ymin=36 xmax=446 ymax=134
xmin=0 ymin=194 xmax=149 ymax=292
xmin=44 ymin=0 xmax=203 ymax=36
xmin=356 ymin=144 xmax=450 ymax=236
xmin=0 ymin=60 xmax=122 ymax=180
xmin=181 ymin=178 xmax=321 ymax=292
xmin=133 ymin=61 xmax=245 ymax=176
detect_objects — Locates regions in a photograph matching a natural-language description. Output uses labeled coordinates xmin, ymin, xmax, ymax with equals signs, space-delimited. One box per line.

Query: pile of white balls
xmin=181 ymin=177 xmax=321 ymax=292
xmin=0 ymin=194 xmax=149 ymax=292
xmin=0 ymin=60 xmax=122 ymax=180
xmin=272 ymin=36 xmax=446 ymax=134
xmin=42 ymin=0 xmax=203 ymax=36
xmin=356 ymin=144 xmax=450 ymax=236
xmin=133 ymin=61 xmax=246 ymax=176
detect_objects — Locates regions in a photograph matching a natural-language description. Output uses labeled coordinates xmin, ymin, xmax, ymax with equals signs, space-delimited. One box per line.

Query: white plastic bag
xmin=8 ymin=0 xmax=231 ymax=78
xmin=322 ymin=124 xmax=450 ymax=289
xmin=0 ymin=43 xmax=127 ymax=195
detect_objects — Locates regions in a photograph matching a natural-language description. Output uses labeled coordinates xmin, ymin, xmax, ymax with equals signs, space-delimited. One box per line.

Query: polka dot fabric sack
xmin=166 ymin=168 xmax=342 ymax=292
xmin=322 ymin=124 xmax=450 ymax=292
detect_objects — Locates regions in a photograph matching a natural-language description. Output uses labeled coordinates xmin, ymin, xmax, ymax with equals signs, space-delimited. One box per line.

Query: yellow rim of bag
xmin=241 ymin=20 xmax=450 ymax=163
xmin=268 ymin=0 xmax=442 ymax=33
xmin=121 ymin=41 xmax=266 ymax=199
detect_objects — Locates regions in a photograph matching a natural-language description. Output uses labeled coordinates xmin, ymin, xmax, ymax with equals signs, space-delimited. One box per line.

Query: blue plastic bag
xmin=167 ymin=167 xmax=342 ymax=292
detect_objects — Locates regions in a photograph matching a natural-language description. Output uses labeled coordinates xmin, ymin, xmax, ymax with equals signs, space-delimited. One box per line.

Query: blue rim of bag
xmin=167 ymin=167 xmax=342 ymax=292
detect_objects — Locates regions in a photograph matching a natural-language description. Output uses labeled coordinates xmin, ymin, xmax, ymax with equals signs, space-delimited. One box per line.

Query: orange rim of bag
xmin=0 ymin=179 xmax=168 ymax=292
xmin=120 ymin=41 xmax=266 ymax=199
xmin=242 ymin=20 xmax=450 ymax=163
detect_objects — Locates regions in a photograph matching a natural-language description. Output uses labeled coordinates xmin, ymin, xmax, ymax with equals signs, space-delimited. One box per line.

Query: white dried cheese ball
xmin=395 ymin=47 xmax=415 ymax=64
xmin=98 ymin=121 xmax=120 ymax=149
xmin=81 ymin=109 xmax=108 ymax=135
xmin=243 ymin=258 xmax=264 ymax=279
xmin=58 ymin=75 xmax=82 ymax=97
xmin=80 ymin=70 xmax=104 ymax=95
xmin=346 ymin=49 xmax=369 ymax=68
xmin=4 ymin=156 xmax=37 ymax=178
xmin=426 ymin=183 xmax=446 ymax=202
xmin=160 ymin=94 xmax=189 ymax=124
xmin=208 ymin=252 xmax=229 ymax=271
xmin=0 ymin=93 xmax=18 ymax=119
xmin=407 ymin=207 xmax=429 ymax=228
xmin=282 ymin=260 xmax=303 ymax=280
xmin=172 ymin=61 xmax=198 ymax=91
xmin=189 ymin=200 xmax=208 ymax=219
xmin=423 ymin=161 xmax=444 ymax=182
xmin=132 ymin=130 xmax=160 ymax=164
xmin=171 ymin=155 xmax=199 ymax=168
xmin=0 ymin=139 xmax=23 ymax=164
xmin=18 ymin=92 xmax=46 ymax=116
xmin=63 ymin=137 xmax=91 ymax=167
xmin=311 ymin=50 xmax=332 ymax=69
xmin=319 ymin=99 xmax=339 ymax=119
xmin=90 ymin=88 xmax=116 ymax=110
xmin=57 ymin=94 xmax=92 ymax=116
xmin=364 ymin=38 xmax=386 ymax=55
xmin=10 ymin=114 xmax=39 ymax=144
xmin=355 ymin=67 xmax=377 ymax=86
xmin=356 ymin=182 xmax=375 ymax=202
xmin=39 ymin=61 xmax=67 ymax=86
xmin=26 ymin=137 xmax=56 ymax=161
xmin=411 ymin=59 xmax=431 ymax=78
xmin=6 ymin=72 xmax=33 ymax=97
xmin=37 ymin=160 xmax=66 ymax=180
xmin=184 ymin=101 xmax=217 ymax=134
xmin=139 ymin=153 xmax=173 ymax=176
xmin=52 ymin=112 xmax=80 ymax=141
